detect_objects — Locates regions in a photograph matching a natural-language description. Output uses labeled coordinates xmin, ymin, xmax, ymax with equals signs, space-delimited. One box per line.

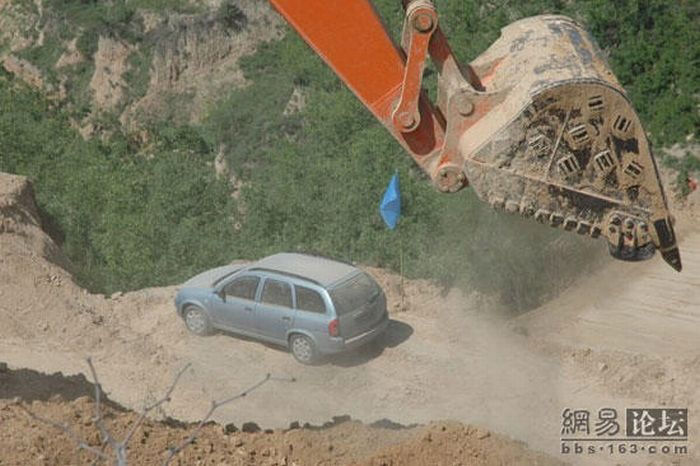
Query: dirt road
xmin=1 ymin=172 xmax=699 ymax=464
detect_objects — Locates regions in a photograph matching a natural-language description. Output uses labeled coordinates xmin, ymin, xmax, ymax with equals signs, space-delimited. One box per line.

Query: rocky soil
xmin=0 ymin=364 xmax=560 ymax=466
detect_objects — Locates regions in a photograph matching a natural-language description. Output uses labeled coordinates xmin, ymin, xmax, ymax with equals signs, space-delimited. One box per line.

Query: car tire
xmin=183 ymin=305 xmax=212 ymax=336
xmin=289 ymin=334 xmax=317 ymax=365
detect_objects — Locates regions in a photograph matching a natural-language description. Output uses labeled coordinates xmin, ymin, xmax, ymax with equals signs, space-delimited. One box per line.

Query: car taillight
xmin=328 ymin=318 xmax=340 ymax=337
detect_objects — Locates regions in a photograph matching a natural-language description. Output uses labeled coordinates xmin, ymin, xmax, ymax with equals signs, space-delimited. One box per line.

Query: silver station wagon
xmin=174 ymin=253 xmax=389 ymax=364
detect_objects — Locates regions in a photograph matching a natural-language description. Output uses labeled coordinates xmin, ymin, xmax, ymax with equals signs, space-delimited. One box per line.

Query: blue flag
xmin=379 ymin=173 xmax=401 ymax=230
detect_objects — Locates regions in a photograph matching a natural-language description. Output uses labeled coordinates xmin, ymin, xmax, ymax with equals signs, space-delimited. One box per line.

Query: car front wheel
xmin=183 ymin=305 xmax=212 ymax=336
xmin=289 ymin=334 xmax=317 ymax=365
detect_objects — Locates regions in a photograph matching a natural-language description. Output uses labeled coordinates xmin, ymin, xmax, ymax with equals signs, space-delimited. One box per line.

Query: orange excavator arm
xmin=269 ymin=1 xmax=447 ymax=165
xmin=268 ymin=0 xmax=681 ymax=271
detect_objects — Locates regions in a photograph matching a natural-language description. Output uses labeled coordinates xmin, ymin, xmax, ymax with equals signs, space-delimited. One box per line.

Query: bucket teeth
xmin=576 ymin=222 xmax=591 ymax=235
xmin=563 ymin=217 xmax=577 ymax=231
xmin=520 ymin=202 xmax=536 ymax=217
xmin=505 ymin=200 xmax=520 ymax=213
xmin=534 ymin=209 xmax=550 ymax=223
xmin=549 ymin=213 xmax=564 ymax=227
xmin=661 ymin=248 xmax=682 ymax=272
xmin=480 ymin=191 xmax=679 ymax=271
xmin=604 ymin=212 xmax=661 ymax=263
xmin=490 ymin=196 xmax=505 ymax=210
xmin=652 ymin=217 xmax=681 ymax=271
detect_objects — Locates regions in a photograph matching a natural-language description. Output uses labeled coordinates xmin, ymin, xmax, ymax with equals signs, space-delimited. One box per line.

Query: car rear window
xmin=329 ymin=272 xmax=378 ymax=315
xmin=295 ymin=286 xmax=326 ymax=314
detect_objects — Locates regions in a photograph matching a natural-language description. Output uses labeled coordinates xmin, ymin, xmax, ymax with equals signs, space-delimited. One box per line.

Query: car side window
xmin=260 ymin=279 xmax=293 ymax=308
xmin=295 ymin=286 xmax=326 ymax=314
xmin=223 ymin=276 xmax=260 ymax=301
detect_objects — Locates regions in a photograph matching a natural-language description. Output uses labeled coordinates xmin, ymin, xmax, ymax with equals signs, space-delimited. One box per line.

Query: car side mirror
xmin=218 ymin=289 xmax=226 ymax=302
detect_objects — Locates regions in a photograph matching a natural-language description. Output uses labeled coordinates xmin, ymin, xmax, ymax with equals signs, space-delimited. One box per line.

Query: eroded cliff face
xmin=122 ymin=2 xmax=284 ymax=129
xmin=0 ymin=0 xmax=39 ymax=54
xmin=0 ymin=0 xmax=45 ymax=91
xmin=0 ymin=0 xmax=285 ymax=137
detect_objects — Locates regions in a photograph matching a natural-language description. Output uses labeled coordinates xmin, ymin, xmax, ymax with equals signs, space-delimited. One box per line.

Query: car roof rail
xmin=293 ymin=250 xmax=356 ymax=267
xmin=248 ymin=267 xmax=323 ymax=287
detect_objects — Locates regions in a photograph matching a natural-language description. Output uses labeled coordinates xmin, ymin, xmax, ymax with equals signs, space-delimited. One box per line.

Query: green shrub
xmin=217 ymin=0 xmax=248 ymax=32
xmin=0 ymin=75 xmax=237 ymax=293
xmin=1 ymin=0 xmax=696 ymax=310
xmin=663 ymin=151 xmax=700 ymax=198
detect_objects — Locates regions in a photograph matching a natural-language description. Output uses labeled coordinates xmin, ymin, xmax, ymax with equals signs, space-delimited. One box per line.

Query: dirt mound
xmin=0 ymin=364 xmax=560 ymax=465
xmin=0 ymin=173 xmax=124 ymax=349
xmin=0 ymin=173 xmax=59 ymax=257
xmin=363 ymin=266 xmax=446 ymax=316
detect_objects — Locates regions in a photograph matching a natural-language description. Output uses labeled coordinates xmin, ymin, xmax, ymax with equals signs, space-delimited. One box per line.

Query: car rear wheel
xmin=183 ymin=305 xmax=211 ymax=336
xmin=289 ymin=334 xmax=317 ymax=365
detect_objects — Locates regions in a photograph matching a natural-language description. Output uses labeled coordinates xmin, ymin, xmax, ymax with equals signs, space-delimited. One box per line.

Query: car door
xmin=254 ymin=277 xmax=295 ymax=343
xmin=211 ymin=274 xmax=261 ymax=331
xmin=292 ymin=284 xmax=329 ymax=336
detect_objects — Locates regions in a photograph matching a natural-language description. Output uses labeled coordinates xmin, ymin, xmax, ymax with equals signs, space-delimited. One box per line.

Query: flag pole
xmin=379 ymin=169 xmax=403 ymax=310
xmin=397 ymin=169 xmax=404 ymax=310
xmin=399 ymin=224 xmax=405 ymax=311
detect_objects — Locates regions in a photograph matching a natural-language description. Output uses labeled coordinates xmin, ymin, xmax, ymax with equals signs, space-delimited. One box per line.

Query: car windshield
xmin=329 ymin=272 xmax=378 ymax=315
xmin=212 ymin=271 xmax=237 ymax=288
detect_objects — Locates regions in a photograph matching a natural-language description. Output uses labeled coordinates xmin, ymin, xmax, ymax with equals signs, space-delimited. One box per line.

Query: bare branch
xmin=16 ymin=402 xmax=109 ymax=461
xmin=86 ymin=360 xmax=192 ymax=465
xmin=122 ymin=363 xmax=191 ymax=447
xmin=89 ymin=440 xmax=110 ymax=466
xmin=17 ymin=358 xmax=293 ymax=466
xmin=86 ymin=357 xmax=119 ymax=453
xmin=162 ymin=373 xmax=295 ymax=465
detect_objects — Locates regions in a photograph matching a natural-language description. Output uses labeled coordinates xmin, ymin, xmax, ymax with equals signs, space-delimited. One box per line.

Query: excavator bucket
xmin=268 ymin=1 xmax=680 ymax=271
xmin=459 ymin=16 xmax=680 ymax=271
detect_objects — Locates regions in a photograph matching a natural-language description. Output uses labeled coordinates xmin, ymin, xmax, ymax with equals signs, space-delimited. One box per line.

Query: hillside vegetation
xmin=1 ymin=0 xmax=698 ymax=310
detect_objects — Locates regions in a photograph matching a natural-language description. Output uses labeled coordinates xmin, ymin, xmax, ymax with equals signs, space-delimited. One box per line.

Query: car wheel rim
xmin=186 ymin=309 xmax=205 ymax=333
xmin=293 ymin=337 xmax=312 ymax=362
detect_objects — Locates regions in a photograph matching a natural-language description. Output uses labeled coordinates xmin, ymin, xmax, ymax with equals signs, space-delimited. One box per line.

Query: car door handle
xmin=244 ymin=306 xmax=253 ymax=312
xmin=282 ymin=316 xmax=291 ymax=321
